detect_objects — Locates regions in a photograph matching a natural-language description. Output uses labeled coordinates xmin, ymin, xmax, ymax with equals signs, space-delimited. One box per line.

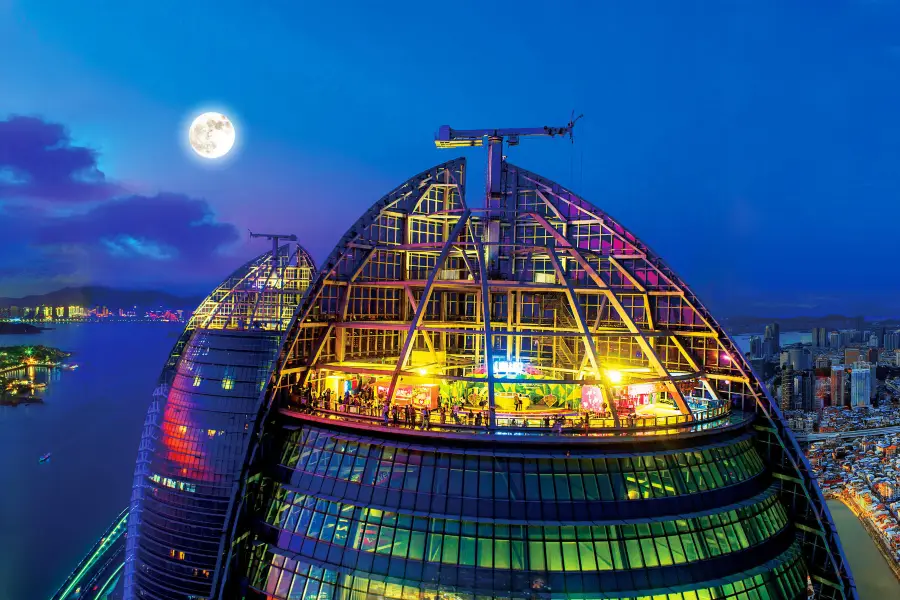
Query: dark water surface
xmin=0 ymin=323 xmax=176 ymax=600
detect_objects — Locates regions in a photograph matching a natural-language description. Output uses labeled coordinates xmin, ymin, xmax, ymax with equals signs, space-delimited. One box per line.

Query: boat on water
xmin=60 ymin=363 xmax=79 ymax=371
xmin=39 ymin=452 xmax=51 ymax=463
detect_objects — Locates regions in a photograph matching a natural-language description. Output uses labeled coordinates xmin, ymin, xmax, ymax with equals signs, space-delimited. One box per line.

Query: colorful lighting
xmin=606 ymin=369 xmax=623 ymax=384
xmin=493 ymin=360 xmax=526 ymax=376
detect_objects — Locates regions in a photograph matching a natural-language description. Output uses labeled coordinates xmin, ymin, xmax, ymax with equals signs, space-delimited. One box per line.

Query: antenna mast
xmin=248 ymin=231 xmax=298 ymax=271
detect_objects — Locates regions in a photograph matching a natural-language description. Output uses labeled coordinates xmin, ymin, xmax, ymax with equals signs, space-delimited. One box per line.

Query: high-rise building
xmin=115 ymin=133 xmax=855 ymax=600
xmin=866 ymin=348 xmax=879 ymax=363
xmin=124 ymin=244 xmax=316 ymax=599
xmin=854 ymin=316 xmax=865 ymax=334
xmin=781 ymin=368 xmax=794 ymax=412
xmin=868 ymin=334 xmax=878 ymax=348
xmin=829 ymin=331 xmax=842 ymax=348
xmin=831 ymin=365 xmax=847 ymax=407
xmin=840 ymin=330 xmax=854 ymax=347
xmin=749 ymin=335 xmax=762 ymax=357
xmin=886 ymin=331 xmax=900 ymax=352
xmin=764 ymin=322 xmax=780 ymax=354
xmin=812 ymin=327 xmax=828 ymax=348
xmin=844 ymin=348 xmax=861 ymax=366
xmin=874 ymin=326 xmax=886 ymax=348
xmin=851 ymin=363 xmax=872 ymax=407
xmin=786 ymin=346 xmax=811 ymax=371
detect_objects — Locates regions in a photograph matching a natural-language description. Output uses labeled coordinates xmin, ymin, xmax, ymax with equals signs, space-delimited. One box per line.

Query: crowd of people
xmin=286 ymin=383 xmax=728 ymax=433
xmin=288 ymin=384 xmax=607 ymax=432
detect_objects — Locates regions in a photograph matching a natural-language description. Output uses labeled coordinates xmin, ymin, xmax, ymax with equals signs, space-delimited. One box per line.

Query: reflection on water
xmin=0 ymin=322 xmax=177 ymax=600
xmin=826 ymin=500 xmax=900 ymax=599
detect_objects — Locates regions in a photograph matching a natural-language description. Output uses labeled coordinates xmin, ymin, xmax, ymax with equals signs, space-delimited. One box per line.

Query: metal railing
xmin=281 ymin=395 xmax=735 ymax=438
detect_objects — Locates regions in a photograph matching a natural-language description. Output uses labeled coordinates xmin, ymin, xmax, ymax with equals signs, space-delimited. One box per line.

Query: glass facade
xmin=112 ymin=150 xmax=855 ymax=599
xmin=238 ymin=423 xmax=800 ymax=599
xmin=226 ymin=157 xmax=854 ymax=600
xmin=249 ymin=542 xmax=808 ymax=600
xmin=123 ymin=244 xmax=315 ymax=600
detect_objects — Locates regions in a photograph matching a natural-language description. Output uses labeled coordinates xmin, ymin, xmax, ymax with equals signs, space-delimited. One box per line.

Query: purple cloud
xmin=38 ymin=193 xmax=240 ymax=258
xmin=0 ymin=115 xmax=121 ymax=202
xmin=0 ymin=116 xmax=247 ymax=294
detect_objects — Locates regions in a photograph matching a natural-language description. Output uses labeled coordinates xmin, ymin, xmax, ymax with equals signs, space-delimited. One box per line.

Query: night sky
xmin=2 ymin=1 xmax=899 ymax=316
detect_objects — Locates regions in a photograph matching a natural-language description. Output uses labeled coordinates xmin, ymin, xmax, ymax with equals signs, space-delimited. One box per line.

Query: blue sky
xmin=1 ymin=0 xmax=899 ymax=316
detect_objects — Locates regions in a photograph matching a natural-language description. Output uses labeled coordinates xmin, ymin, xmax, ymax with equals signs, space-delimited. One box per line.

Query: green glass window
xmin=494 ymin=539 xmax=511 ymax=569
xmin=562 ymin=541 xmax=581 ymax=571
xmin=528 ymin=541 xmax=545 ymax=570
xmin=442 ymin=535 xmax=458 ymax=564
xmin=477 ymin=537 xmax=493 ymax=568
xmin=459 ymin=537 xmax=476 ymax=566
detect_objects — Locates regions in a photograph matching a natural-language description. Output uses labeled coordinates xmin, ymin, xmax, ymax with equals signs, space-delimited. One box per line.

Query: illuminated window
xmin=222 ymin=366 xmax=235 ymax=390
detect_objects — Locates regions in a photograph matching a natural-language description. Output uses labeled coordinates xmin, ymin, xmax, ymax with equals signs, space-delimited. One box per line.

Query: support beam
xmin=470 ymin=220 xmax=497 ymax=429
xmin=525 ymin=212 xmax=693 ymax=419
xmin=546 ymin=249 xmax=620 ymax=427
xmin=386 ymin=211 xmax=471 ymax=403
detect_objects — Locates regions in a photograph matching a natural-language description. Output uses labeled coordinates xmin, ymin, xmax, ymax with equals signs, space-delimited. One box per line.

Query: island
xmin=0 ymin=345 xmax=72 ymax=405
xmin=0 ymin=322 xmax=45 ymax=335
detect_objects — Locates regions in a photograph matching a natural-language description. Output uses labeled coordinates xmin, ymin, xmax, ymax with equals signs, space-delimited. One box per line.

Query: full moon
xmin=188 ymin=112 xmax=236 ymax=159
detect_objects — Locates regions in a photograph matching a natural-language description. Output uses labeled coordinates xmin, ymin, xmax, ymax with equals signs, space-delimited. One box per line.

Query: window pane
xmin=408 ymin=531 xmax=425 ymax=561
xmin=562 ymin=541 xmax=580 ymax=571
xmin=442 ymin=535 xmax=458 ymax=564
xmin=529 ymin=541 xmax=546 ymax=571
xmin=545 ymin=541 xmax=563 ymax=571
xmin=477 ymin=538 xmax=493 ymax=568
xmin=494 ymin=539 xmax=511 ymax=569
xmin=459 ymin=537 xmax=476 ymax=566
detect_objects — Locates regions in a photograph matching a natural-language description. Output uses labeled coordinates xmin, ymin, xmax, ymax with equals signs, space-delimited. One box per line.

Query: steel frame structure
xmin=266 ymin=135 xmax=855 ymax=597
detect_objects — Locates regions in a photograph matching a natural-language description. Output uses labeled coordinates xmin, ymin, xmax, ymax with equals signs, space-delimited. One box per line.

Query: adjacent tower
xmin=124 ymin=242 xmax=316 ymax=599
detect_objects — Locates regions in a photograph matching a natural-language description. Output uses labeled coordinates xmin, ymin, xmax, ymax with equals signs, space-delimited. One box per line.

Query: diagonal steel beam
xmin=526 ymin=212 xmax=693 ymax=418
xmin=386 ymin=210 xmax=471 ymax=403
xmin=546 ymin=249 xmax=620 ymax=427
xmin=469 ymin=218 xmax=497 ymax=429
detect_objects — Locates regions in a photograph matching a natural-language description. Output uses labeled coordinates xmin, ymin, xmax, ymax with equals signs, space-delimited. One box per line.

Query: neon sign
xmin=493 ymin=360 xmax=526 ymax=377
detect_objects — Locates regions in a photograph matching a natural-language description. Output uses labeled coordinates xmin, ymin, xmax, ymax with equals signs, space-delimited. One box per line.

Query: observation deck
xmin=279 ymin=400 xmax=745 ymax=445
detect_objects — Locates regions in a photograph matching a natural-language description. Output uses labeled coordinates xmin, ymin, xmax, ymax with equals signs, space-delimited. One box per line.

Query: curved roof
xmin=270 ymin=157 xmax=855 ymax=599
xmin=123 ymin=243 xmax=316 ymax=600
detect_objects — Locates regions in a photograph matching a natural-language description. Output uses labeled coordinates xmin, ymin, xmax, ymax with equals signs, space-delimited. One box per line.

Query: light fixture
xmin=606 ymin=370 xmax=623 ymax=384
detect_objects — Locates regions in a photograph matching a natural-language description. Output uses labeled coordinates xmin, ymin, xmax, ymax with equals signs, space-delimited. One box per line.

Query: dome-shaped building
xmin=208 ymin=127 xmax=856 ymax=600
xmin=120 ymin=125 xmax=856 ymax=600
xmin=123 ymin=243 xmax=316 ymax=600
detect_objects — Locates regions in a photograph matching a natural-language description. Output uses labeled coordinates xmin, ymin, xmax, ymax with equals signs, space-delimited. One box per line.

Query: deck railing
xmin=280 ymin=396 xmax=735 ymax=438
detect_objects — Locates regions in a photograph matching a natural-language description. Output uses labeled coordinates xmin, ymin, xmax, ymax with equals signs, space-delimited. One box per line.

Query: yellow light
xmin=417 ymin=368 xmax=428 ymax=376
xmin=606 ymin=370 xmax=623 ymax=384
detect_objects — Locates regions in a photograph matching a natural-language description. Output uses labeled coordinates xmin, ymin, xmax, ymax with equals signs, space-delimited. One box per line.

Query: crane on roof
xmin=248 ymin=231 xmax=297 ymax=264
xmin=434 ymin=113 xmax=583 ymax=209
xmin=434 ymin=115 xmax=583 ymax=149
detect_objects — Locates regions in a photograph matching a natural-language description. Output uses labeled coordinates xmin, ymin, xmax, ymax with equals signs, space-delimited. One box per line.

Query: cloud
xmin=36 ymin=193 xmax=240 ymax=259
xmin=0 ymin=116 xmax=245 ymax=294
xmin=0 ymin=115 xmax=121 ymax=202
